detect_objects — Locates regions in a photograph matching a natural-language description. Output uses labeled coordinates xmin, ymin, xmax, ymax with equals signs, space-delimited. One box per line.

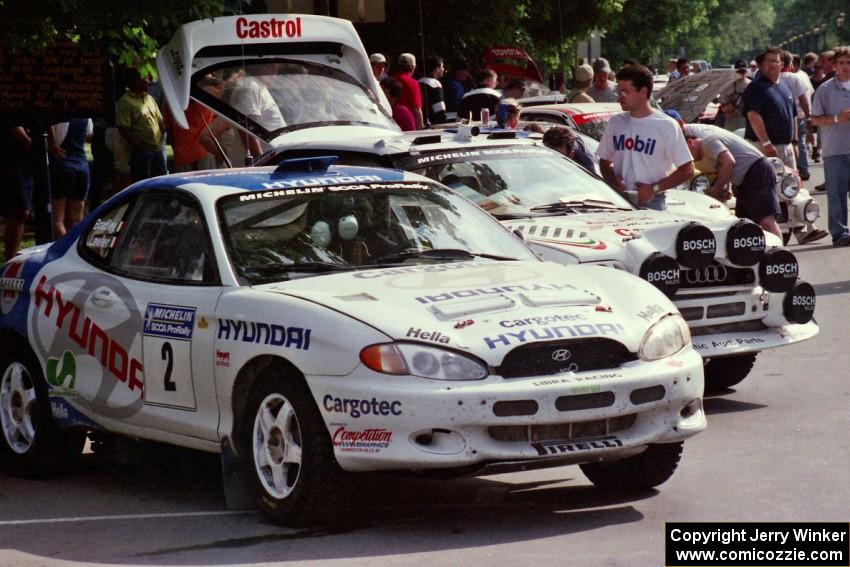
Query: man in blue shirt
xmin=742 ymin=47 xmax=798 ymax=169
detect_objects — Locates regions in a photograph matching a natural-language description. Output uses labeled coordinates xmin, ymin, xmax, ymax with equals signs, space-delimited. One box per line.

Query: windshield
xmin=192 ymin=59 xmax=398 ymax=139
xmin=570 ymin=112 xmax=618 ymax=141
xmin=217 ymin=181 xmax=537 ymax=283
xmin=404 ymin=146 xmax=634 ymax=217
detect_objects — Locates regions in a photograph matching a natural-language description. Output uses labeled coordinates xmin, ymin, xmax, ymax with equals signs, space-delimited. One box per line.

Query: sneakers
xmin=814 ymin=182 xmax=826 ymax=192
xmin=833 ymin=234 xmax=850 ymax=247
xmin=811 ymin=150 xmax=821 ymax=163
xmin=797 ymin=229 xmax=829 ymax=244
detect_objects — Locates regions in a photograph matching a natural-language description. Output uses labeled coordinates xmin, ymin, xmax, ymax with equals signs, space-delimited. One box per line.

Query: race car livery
xmin=0 ymin=161 xmax=705 ymax=526
xmin=153 ymin=18 xmax=816 ymax=392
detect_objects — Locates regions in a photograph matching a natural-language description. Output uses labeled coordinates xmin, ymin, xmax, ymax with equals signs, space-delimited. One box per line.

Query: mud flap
xmin=220 ymin=437 xmax=257 ymax=510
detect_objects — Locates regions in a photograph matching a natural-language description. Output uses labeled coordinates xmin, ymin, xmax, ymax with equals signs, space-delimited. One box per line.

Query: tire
xmin=703 ymin=352 xmax=758 ymax=393
xmin=238 ymin=374 xmax=346 ymax=526
xmin=579 ymin=442 xmax=683 ymax=493
xmin=0 ymin=342 xmax=85 ymax=478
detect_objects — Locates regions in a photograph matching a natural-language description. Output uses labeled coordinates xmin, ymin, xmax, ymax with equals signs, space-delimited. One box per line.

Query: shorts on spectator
xmin=51 ymin=160 xmax=90 ymax=200
xmin=0 ymin=173 xmax=34 ymax=217
xmin=734 ymin=158 xmax=780 ymax=222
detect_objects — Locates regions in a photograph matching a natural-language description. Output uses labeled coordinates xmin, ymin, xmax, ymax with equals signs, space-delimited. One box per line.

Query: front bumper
xmin=307 ymin=347 xmax=705 ymax=472
xmin=689 ymin=320 xmax=818 ymax=358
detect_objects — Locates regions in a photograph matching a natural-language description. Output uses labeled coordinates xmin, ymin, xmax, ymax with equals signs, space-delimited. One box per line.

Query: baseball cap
xmin=369 ymin=53 xmax=386 ymax=64
xmin=592 ymin=57 xmax=611 ymax=74
xmin=734 ymin=59 xmax=748 ymax=73
xmin=398 ymin=53 xmax=416 ymax=67
xmin=574 ymin=64 xmax=594 ymax=82
xmin=662 ymin=109 xmax=683 ymax=122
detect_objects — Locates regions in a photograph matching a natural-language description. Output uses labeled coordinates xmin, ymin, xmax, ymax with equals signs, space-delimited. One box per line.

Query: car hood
xmin=501 ymin=209 xmax=734 ymax=262
xmin=255 ymin=260 xmax=671 ymax=363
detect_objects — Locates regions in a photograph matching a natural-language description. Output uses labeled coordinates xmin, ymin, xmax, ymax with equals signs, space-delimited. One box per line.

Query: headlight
xmin=639 ymin=314 xmax=690 ymax=361
xmin=767 ymin=157 xmax=785 ymax=175
xmin=803 ymin=200 xmax=820 ymax=222
xmin=360 ymin=343 xmax=488 ymax=380
xmin=780 ymin=174 xmax=800 ymax=199
xmin=691 ymin=174 xmax=710 ymax=193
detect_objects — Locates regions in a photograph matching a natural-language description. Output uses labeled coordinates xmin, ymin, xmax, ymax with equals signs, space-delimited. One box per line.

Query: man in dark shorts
xmin=684 ymin=124 xmax=783 ymax=240
xmin=0 ymin=127 xmax=34 ymax=260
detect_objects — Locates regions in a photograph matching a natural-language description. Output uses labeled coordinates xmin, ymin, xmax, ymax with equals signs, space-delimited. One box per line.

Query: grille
xmin=496 ymin=338 xmax=636 ymax=378
xmin=690 ymin=320 xmax=767 ymax=336
xmin=679 ymin=262 xmax=756 ymax=290
xmin=489 ymin=414 xmax=637 ymax=443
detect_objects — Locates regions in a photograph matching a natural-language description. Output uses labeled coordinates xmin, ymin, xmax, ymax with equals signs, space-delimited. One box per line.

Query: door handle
xmin=90 ymin=288 xmax=116 ymax=308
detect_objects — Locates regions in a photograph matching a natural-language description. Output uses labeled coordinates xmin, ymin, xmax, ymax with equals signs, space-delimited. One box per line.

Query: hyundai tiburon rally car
xmin=0 ymin=155 xmax=705 ymax=525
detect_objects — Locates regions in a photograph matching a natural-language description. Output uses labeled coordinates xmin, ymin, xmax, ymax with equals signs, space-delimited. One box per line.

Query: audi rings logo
xmin=684 ymin=265 xmax=728 ymax=285
xmin=551 ymin=348 xmax=572 ymax=362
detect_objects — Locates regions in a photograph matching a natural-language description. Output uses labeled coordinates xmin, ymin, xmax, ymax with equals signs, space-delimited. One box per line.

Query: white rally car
xmin=0 ymin=159 xmax=705 ymax=525
xmin=156 ymin=16 xmax=817 ymax=393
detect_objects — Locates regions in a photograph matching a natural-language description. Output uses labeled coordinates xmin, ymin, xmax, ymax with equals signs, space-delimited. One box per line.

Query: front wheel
xmin=0 ymin=346 xmax=85 ymax=478
xmin=239 ymin=375 xmax=346 ymax=526
xmin=579 ymin=442 xmax=683 ymax=493
xmin=703 ymin=352 xmax=758 ymax=393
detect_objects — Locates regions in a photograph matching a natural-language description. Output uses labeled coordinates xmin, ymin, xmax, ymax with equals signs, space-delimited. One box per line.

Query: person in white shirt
xmin=780 ymin=50 xmax=813 ymax=180
xmin=597 ymin=65 xmax=694 ymax=211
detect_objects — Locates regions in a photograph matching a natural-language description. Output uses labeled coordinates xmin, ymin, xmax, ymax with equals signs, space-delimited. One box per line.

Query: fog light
xmin=676 ymin=222 xmax=716 ymax=268
xmin=803 ymin=200 xmax=820 ymax=223
xmin=780 ymin=174 xmax=800 ymax=199
xmin=782 ymin=280 xmax=816 ymax=324
xmin=725 ymin=219 xmax=766 ymax=266
xmin=759 ymin=249 xmax=799 ymax=293
xmin=639 ymin=252 xmax=680 ymax=297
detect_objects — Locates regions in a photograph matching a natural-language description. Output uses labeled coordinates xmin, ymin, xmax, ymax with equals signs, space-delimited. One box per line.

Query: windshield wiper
xmin=248 ymin=262 xmax=355 ymax=276
xmin=529 ymin=199 xmax=632 ymax=213
xmin=373 ymin=248 xmax=519 ymax=264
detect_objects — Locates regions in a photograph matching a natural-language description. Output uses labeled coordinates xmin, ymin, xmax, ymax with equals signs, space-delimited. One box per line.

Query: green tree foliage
xmin=0 ymin=0 xmax=238 ymax=77
xmin=677 ymin=0 xmax=775 ymax=65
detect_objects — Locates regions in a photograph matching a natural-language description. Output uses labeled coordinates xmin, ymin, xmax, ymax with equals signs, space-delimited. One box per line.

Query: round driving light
xmin=782 ymin=281 xmax=816 ymax=324
xmin=804 ymin=200 xmax=820 ymax=223
xmin=780 ymin=174 xmax=800 ymax=199
xmin=691 ymin=175 xmax=710 ymax=194
xmin=411 ymin=351 xmax=440 ymax=375
xmin=639 ymin=252 xmax=681 ymax=297
xmin=725 ymin=220 xmax=766 ymax=266
xmin=676 ymin=222 xmax=717 ymax=268
xmin=758 ymin=248 xmax=799 ymax=292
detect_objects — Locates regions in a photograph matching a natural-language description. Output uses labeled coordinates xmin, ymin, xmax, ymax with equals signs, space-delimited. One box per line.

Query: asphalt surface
xmin=0 ymin=160 xmax=847 ymax=566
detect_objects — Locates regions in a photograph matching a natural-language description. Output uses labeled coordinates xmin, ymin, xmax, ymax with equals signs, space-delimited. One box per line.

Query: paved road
xmin=0 ymin=161 xmax=846 ymax=566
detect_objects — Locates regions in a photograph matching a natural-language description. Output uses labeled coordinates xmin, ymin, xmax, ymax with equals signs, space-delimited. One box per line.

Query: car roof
xmin=261 ymin=127 xmax=540 ymax=162
xmin=521 ymin=102 xmax=622 ymax=116
xmin=122 ymin=163 xmax=425 ymax=202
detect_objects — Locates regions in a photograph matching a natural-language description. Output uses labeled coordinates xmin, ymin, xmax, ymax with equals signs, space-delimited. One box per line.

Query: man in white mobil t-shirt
xmin=597 ymin=65 xmax=694 ymax=210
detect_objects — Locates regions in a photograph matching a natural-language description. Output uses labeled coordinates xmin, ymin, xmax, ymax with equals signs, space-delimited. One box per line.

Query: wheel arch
xmin=228 ymin=354 xmax=310 ymax=455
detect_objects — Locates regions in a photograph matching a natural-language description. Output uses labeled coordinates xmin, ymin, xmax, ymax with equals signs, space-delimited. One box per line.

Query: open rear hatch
xmin=156 ymin=14 xmax=397 ymax=152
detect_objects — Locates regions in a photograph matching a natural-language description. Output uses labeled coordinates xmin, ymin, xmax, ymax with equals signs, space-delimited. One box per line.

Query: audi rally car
xmin=0 ymin=160 xmax=706 ymax=525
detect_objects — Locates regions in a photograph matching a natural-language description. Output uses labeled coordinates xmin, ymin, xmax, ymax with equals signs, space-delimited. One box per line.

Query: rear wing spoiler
xmin=157 ymin=14 xmax=386 ymax=129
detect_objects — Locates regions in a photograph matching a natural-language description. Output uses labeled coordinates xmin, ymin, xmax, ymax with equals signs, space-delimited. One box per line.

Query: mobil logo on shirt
xmin=613 ymin=134 xmax=657 ymax=155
